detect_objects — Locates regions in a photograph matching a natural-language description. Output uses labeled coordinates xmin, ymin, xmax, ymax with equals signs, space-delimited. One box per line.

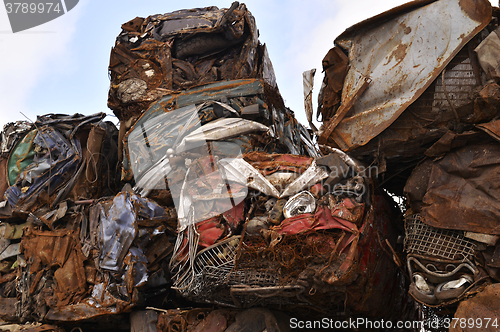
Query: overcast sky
xmin=0 ymin=0 xmax=494 ymax=131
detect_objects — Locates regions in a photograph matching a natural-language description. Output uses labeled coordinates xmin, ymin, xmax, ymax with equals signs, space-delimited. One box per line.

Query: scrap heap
xmin=0 ymin=2 xmax=409 ymax=331
xmin=317 ymin=0 xmax=500 ymax=322
xmin=3 ymin=0 xmax=500 ymax=331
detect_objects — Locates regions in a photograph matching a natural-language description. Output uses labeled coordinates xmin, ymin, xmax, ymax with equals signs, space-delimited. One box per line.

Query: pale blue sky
xmin=0 ymin=0 xmax=466 ymax=131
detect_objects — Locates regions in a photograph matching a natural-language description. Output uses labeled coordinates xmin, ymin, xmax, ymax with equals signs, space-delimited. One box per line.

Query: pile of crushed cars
xmin=1 ymin=0 xmax=500 ymax=331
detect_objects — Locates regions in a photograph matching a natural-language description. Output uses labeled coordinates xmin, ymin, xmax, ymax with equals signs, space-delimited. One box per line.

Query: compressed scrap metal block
xmin=318 ymin=0 xmax=491 ymax=152
xmin=108 ymin=2 xmax=277 ymax=123
xmin=312 ymin=0 xmax=500 ymax=314
xmin=163 ymin=149 xmax=413 ymax=320
xmin=0 ymin=113 xmax=120 ymax=219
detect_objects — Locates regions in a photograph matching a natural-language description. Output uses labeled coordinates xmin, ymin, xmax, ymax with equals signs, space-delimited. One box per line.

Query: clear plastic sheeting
xmin=98 ymin=192 xmax=166 ymax=271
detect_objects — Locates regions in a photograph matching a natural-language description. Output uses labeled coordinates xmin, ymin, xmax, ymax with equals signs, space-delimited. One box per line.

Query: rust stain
xmin=459 ymin=0 xmax=491 ymax=23
xmin=385 ymin=43 xmax=409 ymax=67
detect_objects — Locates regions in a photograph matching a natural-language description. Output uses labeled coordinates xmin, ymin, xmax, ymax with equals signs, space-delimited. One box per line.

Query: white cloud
xmin=0 ymin=3 xmax=84 ymax=130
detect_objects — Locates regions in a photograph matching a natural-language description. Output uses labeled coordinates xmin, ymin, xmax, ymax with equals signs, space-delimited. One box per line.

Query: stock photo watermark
xmin=3 ymin=0 xmax=79 ymax=32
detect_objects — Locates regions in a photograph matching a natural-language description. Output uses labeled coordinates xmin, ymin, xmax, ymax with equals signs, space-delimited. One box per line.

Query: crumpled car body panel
xmin=321 ymin=0 xmax=491 ymax=150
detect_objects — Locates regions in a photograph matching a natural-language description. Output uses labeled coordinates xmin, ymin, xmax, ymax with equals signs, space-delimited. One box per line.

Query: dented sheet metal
xmin=405 ymin=142 xmax=500 ymax=235
xmin=323 ymin=0 xmax=491 ymax=150
xmin=451 ymin=283 xmax=500 ymax=332
xmin=347 ymin=45 xmax=493 ymax=172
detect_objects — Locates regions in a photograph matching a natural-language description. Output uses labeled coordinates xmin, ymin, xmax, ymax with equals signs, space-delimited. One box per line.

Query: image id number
xmin=5 ymin=2 xmax=61 ymax=14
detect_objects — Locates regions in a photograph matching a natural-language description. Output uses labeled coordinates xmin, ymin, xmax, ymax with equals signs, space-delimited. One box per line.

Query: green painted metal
xmin=6 ymin=129 xmax=37 ymax=186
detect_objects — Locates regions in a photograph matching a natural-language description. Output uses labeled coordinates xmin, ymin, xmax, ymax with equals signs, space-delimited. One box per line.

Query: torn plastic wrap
xmin=98 ymin=191 xmax=167 ymax=272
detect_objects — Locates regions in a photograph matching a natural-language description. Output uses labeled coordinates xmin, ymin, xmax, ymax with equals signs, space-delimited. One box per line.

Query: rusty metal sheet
xmin=451 ymin=283 xmax=500 ymax=332
xmin=328 ymin=0 xmax=491 ymax=151
xmin=53 ymin=249 xmax=87 ymax=305
xmin=475 ymin=26 xmax=500 ymax=80
xmin=406 ymin=142 xmax=500 ymax=235
xmin=19 ymin=229 xmax=88 ymax=310
xmin=303 ymin=69 xmax=317 ymax=131
xmin=349 ymin=45 xmax=484 ymax=168
xmin=317 ymin=47 xmax=349 ymax=124
xmin=0 ymin=297 xmax=17 ymax=321
xmin=45 ymin=302 xmax=125 ymax=322
xmin=477 ymin=118 xmax=500 ymax=141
